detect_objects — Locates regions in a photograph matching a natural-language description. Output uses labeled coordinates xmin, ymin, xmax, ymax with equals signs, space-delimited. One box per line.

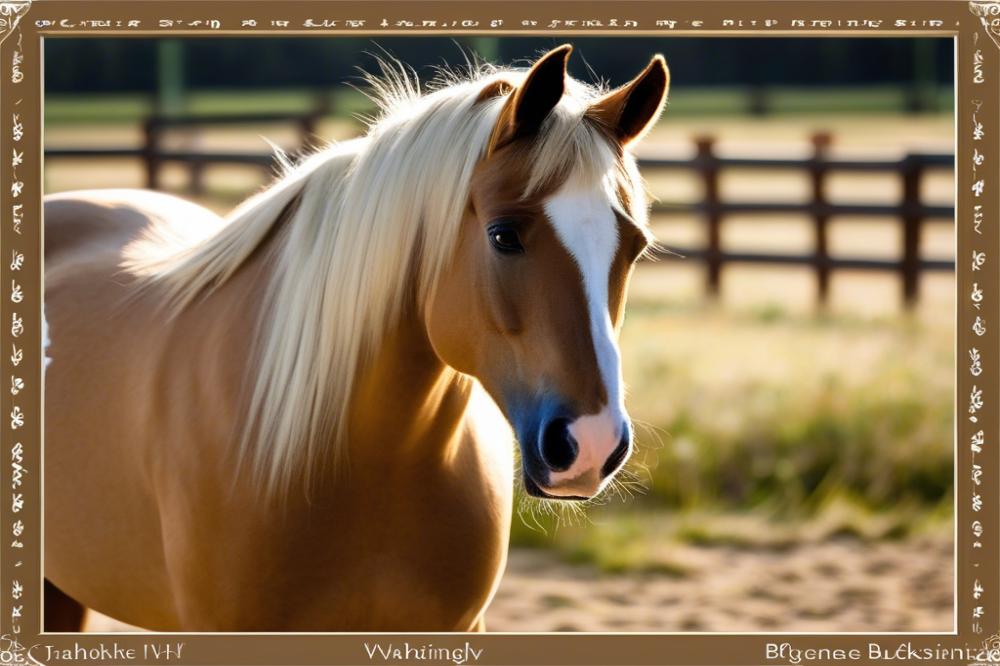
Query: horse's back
xmin=45 ymin=188 xmax=220 ymax=262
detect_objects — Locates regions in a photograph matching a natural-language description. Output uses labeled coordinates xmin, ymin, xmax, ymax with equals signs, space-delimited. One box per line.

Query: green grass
xmin=618 ymin=302 xmax=953 ymax=513
xmin=510 ymin=496 xmax=953 ymax=572
xmin=44 ymin=88 xmax=368 ymax=126
xmin=510 ymin=512 xmax=695 ymax=576
xmin=44 ymin=85 xmax=954 ymax=126
xmin=639 ymin=373 xmax=951 ymax=511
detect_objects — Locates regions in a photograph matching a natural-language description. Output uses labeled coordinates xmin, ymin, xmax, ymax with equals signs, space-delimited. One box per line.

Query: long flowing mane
xmin=123 ymin=57 xmax=642 ymax=496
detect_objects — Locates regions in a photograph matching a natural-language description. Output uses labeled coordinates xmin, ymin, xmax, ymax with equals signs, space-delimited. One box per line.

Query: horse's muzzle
xmin=526 ymin=411 xmax=632 ymax=500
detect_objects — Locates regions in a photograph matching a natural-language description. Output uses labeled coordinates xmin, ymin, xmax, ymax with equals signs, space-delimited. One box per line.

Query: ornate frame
xmin=1 ymin=2 xmax=996 ymax=664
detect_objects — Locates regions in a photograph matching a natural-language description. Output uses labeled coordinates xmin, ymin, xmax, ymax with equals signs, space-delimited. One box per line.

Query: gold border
xmin=2 ymin=2 xmax=996 ymax=664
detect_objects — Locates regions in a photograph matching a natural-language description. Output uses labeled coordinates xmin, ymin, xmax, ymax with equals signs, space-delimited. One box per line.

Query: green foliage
xmin=45 ymin=37 xmax=955 ymax=96
xmin=620 ymin=305 xmax=953 ymax=515
xmin=510 ymin=512 xmax=693 ymax=576
xmin=635 ymin=358 xmax=952 ymax=512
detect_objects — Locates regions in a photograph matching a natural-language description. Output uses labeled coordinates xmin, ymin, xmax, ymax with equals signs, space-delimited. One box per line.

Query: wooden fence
xmin=46 ymin=118 xmax=954 ymax=308
xmin=642 ymin=133 xmax=954 ymax=307
xmin=47 ymin=108 xmax=326 ymax=194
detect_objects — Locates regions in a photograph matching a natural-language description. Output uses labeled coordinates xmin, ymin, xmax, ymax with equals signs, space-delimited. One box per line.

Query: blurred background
xmin=45 ymin=36 xmax=955 ymax=633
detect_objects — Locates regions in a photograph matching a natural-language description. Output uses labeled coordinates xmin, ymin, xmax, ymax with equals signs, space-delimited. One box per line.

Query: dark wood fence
xmin=46 ymin=118 xmax=954 ymax=308
xmin=641 ymin=133 xmax=954 ymax=308
xmin=47 ymin=108 xmax=326 ymax=194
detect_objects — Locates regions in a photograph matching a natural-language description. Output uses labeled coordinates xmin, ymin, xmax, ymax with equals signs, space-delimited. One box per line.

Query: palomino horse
xmin=43 ymin=45 xmax=668 ymax=631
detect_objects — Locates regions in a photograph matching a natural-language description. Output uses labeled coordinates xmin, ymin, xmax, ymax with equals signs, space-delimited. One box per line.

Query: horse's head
xmin=427 ymin=45 xmax=668 ymax=500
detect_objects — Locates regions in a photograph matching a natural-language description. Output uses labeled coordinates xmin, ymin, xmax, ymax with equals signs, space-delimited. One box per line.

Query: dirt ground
xmin=488 ymin=537 xmax=953 ymax=633
xmin=83 ymin=535 xmax=952 ymax=634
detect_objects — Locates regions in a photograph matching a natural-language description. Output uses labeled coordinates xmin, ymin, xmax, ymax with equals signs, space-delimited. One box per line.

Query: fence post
xmin=189 ymin=131 xmax=206 ymax=195
xmin=810 ymin=132 xmax=832 ymax=307
xmin=299 ymin=96 xmax=330 ymax=153
xmin=299 ymin=115 xmax=317 ymax=154
xmin=142 ymin=117 xmax=161 ymax=190
xmin=900 ymin=155 xmax=924 ymax=308
xmin=189 ymin=159 xmax=206 ymax=196
xmin=695 ymin=136 xmax=721 ymax=300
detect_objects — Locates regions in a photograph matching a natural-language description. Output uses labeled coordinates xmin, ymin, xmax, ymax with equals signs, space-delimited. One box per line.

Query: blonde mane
xmin=124 ymin=58 xmax=641 ymax=496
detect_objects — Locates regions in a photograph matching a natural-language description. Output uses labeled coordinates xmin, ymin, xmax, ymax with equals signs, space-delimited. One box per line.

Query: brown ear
xmin=588 ymin=55 xmax=669 ymax=146
xmin=488 ymin=44 xmax=572 ymax=153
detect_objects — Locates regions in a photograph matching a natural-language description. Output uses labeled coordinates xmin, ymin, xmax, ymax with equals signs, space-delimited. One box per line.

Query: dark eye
xmin=487 ymin=223 xmax=524 ymax=255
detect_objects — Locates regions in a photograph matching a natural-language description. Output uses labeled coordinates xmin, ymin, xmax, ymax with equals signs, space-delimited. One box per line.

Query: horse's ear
xmin=488 ymin=44 xmax=572 ymax=153
xmin=588 ymin=55 xmax=669 ymax=146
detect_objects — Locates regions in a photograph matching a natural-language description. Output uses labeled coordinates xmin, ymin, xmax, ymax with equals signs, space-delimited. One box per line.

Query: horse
xmin=42 ymin=44 xmax=669 ymax=632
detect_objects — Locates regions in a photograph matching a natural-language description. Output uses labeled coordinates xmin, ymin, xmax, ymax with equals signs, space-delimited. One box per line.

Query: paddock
xmin=42 ymin=33 xmax=955 ymax=632
xmin=47 ymin=110 xmax=954 ymax=632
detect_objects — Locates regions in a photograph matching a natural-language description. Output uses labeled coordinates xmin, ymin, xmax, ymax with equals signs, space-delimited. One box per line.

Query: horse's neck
xmin=170 ymin=216 xmax=473 ymax=483
xmin=346 ymin=310 xmax=474 ymax=467
xmin=166 ymin=239 xmax=277 ymax=423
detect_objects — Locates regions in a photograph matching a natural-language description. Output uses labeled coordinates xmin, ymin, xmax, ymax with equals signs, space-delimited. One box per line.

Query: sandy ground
xmin=83 ymin=536 xmax=952 ymax=634
xmin=487 ymin=538 xmax=952 ymax=633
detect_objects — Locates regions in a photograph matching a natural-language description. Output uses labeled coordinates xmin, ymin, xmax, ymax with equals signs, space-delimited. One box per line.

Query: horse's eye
xmin=487 ymin=224 xmax=524 ymax=255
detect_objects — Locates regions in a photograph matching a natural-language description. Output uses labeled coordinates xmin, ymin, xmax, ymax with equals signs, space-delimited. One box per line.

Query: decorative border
xmin=970 ymin=1 xmax=1000 ymax=51
xmin=1 ymin=2 xmax=996 ymax=665
xmin=0 ymin=2 xmax=30 ymax=47
xmin=2 ymin=1 xmax=32 ymax=665
xmin=967 ymin=0 xmax=1000 ymax=658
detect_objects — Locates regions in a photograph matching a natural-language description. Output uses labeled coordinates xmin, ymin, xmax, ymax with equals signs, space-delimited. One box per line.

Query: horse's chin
xmin=522 ymin=473 xmax=590 ymax=502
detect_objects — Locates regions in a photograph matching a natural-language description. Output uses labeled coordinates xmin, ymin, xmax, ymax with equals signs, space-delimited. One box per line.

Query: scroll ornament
xmin=0 ymin=1 xmax=29 ymax=46
xmin=971 ymin=1 xmax=1000 ymax=50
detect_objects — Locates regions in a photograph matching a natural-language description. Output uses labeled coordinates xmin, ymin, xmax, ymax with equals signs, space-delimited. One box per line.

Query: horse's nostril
xmin=540 ymin=418 xmax=578 ymax=472
xmin=601 ymin=426 xmax=631 ymax=478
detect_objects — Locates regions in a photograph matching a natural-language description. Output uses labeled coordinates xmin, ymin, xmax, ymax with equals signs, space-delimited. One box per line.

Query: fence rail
xmin=640 ymin=134 xmax=953 ymax=308
xmin=47 ymin=146 xmax=275 ymax=166
xmin=45 ymin=118 xmax=955 ymax=308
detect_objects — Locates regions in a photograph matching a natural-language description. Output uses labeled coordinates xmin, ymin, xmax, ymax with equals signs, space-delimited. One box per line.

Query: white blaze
xmin=542 ymin=170 xmax=629 ymax=495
